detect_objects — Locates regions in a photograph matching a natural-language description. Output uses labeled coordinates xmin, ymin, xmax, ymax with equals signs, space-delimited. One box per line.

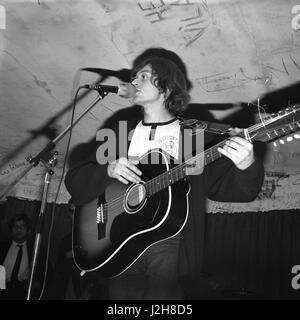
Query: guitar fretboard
xmin=145 ymin=138 xmax=227 ymax=197
xmin=145 ymin=105 xmax=300 ymax=197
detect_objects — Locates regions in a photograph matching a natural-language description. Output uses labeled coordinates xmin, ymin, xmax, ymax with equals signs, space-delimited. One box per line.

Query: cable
xmin=38 ymin=86 xmax=83 ymax=300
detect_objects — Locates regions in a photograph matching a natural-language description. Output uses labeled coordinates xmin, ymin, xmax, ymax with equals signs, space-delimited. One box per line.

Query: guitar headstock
xmin=250 ymin=104 xmax=300 ymax=144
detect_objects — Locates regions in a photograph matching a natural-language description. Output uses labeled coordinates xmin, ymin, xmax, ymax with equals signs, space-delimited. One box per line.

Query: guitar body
xmin=72 ymin=149 xmax=190 ymax=278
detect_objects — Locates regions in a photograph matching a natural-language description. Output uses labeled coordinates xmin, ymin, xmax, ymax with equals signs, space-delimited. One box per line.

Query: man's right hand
xmin=107 ymin=157 xmax=142 ymax=184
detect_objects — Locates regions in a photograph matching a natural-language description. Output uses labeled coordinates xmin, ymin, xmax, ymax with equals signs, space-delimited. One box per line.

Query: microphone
xmin=83 ymin=82 xmax=137 ymax=98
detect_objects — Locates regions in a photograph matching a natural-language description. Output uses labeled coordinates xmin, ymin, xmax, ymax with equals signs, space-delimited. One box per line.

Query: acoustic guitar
xmin=72 ymin=105 xmax=300 ymax=278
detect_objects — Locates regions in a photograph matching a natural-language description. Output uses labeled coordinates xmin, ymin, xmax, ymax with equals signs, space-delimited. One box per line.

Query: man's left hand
xmin=217 ymin=136 xmax=255 ymax=170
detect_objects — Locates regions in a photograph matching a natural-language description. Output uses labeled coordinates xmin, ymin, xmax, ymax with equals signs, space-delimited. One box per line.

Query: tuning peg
xmin=289 ymin=124 xmax=294 ymax=130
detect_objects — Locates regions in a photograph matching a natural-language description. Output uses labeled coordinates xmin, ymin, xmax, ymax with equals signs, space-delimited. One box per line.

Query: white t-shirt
xmin=128 ymin=118 xmax=181 ymax=160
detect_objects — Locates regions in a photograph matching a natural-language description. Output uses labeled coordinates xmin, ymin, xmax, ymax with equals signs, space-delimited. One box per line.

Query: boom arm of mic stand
xmin=0 ymin=93 xmax=104 ymax=201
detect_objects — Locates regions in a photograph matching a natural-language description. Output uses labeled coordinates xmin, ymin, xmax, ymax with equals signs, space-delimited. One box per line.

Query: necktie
xmin=11 ymin=245 xmax=23 ymax=282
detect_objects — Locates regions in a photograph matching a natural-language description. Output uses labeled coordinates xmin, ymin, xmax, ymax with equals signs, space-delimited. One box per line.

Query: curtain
xmin=1 ymin=197 xmax=300 ymax=299
xmin=203 ymin=210 xmax=300 ymax=299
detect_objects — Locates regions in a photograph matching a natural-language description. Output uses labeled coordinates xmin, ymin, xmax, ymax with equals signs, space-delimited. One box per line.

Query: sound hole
xmin=125 ymin=184 xmax=146 ymax=211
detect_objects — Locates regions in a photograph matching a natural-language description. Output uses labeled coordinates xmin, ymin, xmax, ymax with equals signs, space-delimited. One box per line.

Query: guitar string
xmin=101 ymin=112 xmax=298 ymax=213
xmin=101 ymin=117 xmax=298 ymax=213
xmin=101 ymin=127 xmax=295 ymax=216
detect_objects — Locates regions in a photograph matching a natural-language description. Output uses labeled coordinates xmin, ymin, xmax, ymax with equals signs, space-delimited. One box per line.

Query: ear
xmin=163 ymin=88 xmax=171 ymax=100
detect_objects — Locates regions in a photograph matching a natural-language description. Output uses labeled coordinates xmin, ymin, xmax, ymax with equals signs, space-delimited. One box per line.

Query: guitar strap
xmin=177 ymin=117 xmax=233 ymax=166
xmin=178 ymin=118 xmax=233 ymax=135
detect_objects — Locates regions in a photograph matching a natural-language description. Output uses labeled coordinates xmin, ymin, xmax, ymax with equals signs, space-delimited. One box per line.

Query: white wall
xmin=0 ymin=0 xmax=299 ymax=208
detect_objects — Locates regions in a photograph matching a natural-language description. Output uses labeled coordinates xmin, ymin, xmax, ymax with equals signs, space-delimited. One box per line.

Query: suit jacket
xmin=0 ymin=239 xmax=53 ymax=299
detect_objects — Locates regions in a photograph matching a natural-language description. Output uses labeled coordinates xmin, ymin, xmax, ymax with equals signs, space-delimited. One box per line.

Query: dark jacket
xmin=0 ymin=239 xmax=53 ymax=299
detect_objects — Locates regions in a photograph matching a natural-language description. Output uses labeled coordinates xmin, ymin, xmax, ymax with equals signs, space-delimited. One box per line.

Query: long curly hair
xmin=131 ymin=56 xmax=190 ymax=117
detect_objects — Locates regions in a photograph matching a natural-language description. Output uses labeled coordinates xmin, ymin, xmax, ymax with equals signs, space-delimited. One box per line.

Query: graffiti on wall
xmin=137 ymin=0 xmax=211 ymax=46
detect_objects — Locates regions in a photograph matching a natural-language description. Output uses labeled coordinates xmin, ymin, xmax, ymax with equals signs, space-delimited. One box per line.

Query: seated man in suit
xmin=0 ymin=213 xmax=52 ymax=300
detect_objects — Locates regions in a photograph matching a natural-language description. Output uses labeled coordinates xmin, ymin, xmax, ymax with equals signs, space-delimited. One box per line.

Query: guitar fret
xmin=163 ymin=173 xmax=168 ymax=188
xmin=205 ymin=152 xmax=210 ymax=165
xmin=168 ymin=171 xmax=172 ymax=184
xmin=182 ymin=165 xmax=187 ymax=179
xmin=210 ymin=148 xmax=214 ymax=162
xmin=159 ymin=177 xmax=164 ymax=191
xmin=145 ymin=183 xmax=152 ymax=197
xmin=154 ymin=178 xmax=159 ymax=193
xmin=178 ymin=166 xmax=183 ymax=180
xmin=150 ymin=179 xmax=154 ymax=196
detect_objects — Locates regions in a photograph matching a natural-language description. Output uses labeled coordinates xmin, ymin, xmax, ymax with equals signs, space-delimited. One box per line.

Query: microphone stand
xmin=26 ymin=151 xmax=58 ymax=300
xmin=0 ymin=90 xmax=107 ymax=300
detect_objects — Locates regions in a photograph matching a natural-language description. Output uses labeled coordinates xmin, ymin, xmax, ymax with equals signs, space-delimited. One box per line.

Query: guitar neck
xmin=145 ymin=105 xmax=300 ymax=197
xmin=145 ymin=138 xmax=232 ymax=197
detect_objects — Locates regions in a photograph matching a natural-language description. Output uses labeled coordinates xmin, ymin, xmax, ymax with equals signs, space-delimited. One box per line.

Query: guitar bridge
xmin=96 ymin=203 xmax=106 ymax=240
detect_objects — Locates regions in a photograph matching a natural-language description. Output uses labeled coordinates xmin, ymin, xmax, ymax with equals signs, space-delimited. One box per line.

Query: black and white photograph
xmin=0 ymin=0 xmax=300 ymax=308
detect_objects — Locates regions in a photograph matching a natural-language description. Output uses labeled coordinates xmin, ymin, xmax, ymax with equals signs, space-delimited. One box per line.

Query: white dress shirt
xmin=3 ymin=240 xmax=29 ymax=282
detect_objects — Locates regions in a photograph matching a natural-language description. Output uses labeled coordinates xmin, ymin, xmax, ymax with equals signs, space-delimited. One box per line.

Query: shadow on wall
xmin=256 ymin=81 xmax=300 ymax=112
xmin=67 ymin=48 xmax=300 ymax=168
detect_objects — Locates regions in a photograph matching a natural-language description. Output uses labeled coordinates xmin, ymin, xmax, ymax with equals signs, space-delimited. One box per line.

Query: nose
xmin=131 ymin=78 xmax=139 ymax=88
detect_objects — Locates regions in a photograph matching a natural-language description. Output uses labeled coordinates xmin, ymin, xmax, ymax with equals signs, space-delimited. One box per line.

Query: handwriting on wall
xmin=0 ymin=160 xmax=28 ymax=176
xmin=263 ymin=54 xmax=300 ymax=80
xmin=194 ymin=52 xmax=300 ymax=93
xmin=0 ymin=156 xmax=69 ymax=203
xmin=195 ymin=68 xmax=270 ymax=92
xmin=137 ymin=0 xmax=211 ymax=46
xmin=258 ymin=171 xmax=290 ymax=200
xmin=207 ymin=170 xmax=300 ymax=213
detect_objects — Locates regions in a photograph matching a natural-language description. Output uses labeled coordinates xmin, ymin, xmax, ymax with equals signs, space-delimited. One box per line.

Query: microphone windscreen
xmin=118 ymin=83 xmax=137 ymax=98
